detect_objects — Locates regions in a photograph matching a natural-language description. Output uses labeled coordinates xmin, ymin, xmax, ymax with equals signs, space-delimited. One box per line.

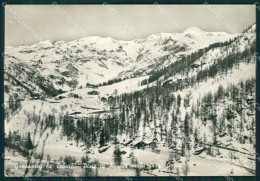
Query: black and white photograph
xmin=2 ymin=3 xmax=257 ymax=177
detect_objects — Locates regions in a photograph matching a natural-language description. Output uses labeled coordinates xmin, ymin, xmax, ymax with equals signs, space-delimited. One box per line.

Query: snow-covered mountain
xmin=4 ymin=27 xmax=236 ymax=96
xmin=4 ymin=24 xmax=256 ymax=177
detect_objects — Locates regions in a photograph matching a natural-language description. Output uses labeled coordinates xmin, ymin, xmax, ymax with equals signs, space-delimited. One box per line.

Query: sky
xmin=5 ymin=5 xmax=256 ymax=47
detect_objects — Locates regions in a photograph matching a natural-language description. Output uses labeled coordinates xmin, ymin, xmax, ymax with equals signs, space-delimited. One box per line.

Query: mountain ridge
xmin=4 ymin=24 xmax=255 ymax=99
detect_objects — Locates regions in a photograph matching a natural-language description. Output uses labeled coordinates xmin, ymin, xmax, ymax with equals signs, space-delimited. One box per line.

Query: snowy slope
xmin=4 ymin=27 xmax=235 ymax=93
xmin=4 ymin=24 xmax=256 ymax=177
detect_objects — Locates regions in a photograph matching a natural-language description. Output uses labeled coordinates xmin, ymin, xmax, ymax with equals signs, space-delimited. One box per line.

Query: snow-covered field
xmin=4 ymin=24 xmax=256 ymax=177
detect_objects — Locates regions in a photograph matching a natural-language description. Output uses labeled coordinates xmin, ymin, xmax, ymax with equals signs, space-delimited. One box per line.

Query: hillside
xmin=4 ymin=24 xmax=256 ymax=177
